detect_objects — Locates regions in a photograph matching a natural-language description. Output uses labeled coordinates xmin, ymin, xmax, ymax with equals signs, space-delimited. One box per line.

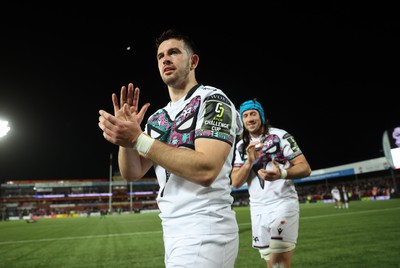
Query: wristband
xmin=133 ymin=133 xmax=155 ymax=156
xmin=280 ymin=168 xmax=287 ymax=179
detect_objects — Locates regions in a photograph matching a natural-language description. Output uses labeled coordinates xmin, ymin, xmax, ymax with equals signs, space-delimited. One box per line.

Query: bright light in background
xmin=0 ymin=120 xmax=11 ymax=138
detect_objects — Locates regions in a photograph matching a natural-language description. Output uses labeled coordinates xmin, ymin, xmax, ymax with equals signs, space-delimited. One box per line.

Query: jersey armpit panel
xmin=146 ymin=108 xmax=174 ymax=143
xmin=146 ymin=95 xmax=201 ymax=150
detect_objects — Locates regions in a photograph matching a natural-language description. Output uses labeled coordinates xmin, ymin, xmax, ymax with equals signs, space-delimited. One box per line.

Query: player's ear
xmin=190 ymin=54 xmax=199 ymax=70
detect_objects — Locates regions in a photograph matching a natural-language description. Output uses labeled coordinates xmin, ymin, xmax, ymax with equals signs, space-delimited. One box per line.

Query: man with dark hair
xmin=99 ymin=29 xmax=242 ymax=267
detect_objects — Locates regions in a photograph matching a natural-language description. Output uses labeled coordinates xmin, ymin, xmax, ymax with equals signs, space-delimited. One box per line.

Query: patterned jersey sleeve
xmin=281 ymin=131 xmax=303 ymax=161
xmin=195 ymin=90 xmax=238 ymax=146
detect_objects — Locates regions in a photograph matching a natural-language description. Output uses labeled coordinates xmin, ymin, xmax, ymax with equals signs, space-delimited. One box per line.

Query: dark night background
xmin=0 ymin=3 xmax=398 ymax=182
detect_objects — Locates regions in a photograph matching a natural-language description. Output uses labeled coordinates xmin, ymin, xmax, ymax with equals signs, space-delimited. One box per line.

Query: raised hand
xmin=246 ymin=141 xmax=261 ymax=164
xmin=112 ymin=83 xmax=150 ymax=125
xmin=98 ymin=83 xmax=151 ymax=148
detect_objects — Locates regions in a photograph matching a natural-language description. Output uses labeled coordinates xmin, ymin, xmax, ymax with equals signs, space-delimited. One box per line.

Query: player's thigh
xmin=251 ymin=212 xmax=272 ymax=248
xmin=164 ymin=233 xmax=238 ymax=268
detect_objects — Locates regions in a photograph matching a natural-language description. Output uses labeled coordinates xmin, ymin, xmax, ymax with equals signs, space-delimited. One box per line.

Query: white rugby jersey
xmin=145 ymin=84 xmax=242 ymax=236
xmin=331 ymin=188 xmax=341 ymax=200
xmin=233 ymin=127 xmax=303 ymax=211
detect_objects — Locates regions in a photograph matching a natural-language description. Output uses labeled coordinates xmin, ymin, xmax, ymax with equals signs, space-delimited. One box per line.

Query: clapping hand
xmin=98 ymin=83 xmax=151 ymax=148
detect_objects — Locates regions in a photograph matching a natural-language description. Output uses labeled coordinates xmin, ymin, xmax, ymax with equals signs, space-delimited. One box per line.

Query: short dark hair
xmin=155 ymin=29 xmax=198 ymax=55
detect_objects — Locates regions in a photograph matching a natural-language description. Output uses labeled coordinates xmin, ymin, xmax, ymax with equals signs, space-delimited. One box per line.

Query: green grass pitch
xmin=1 ymin=199 xmax=399 ymax=267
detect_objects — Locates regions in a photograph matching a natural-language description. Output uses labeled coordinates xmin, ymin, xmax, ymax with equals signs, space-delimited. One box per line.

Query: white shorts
xmin=164 ymin=233 xmax=238 ymax=268
xmin=251 ymin=206 xmax=299 ymax=249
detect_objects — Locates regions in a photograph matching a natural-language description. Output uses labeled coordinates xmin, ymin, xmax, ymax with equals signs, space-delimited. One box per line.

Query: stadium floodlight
xmin=0 ymin=120 xmax=10 ymax=138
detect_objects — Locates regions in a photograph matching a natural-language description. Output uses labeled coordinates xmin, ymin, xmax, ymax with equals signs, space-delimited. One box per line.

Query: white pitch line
xmin=0 ymin=230 xmax=162 ymax=245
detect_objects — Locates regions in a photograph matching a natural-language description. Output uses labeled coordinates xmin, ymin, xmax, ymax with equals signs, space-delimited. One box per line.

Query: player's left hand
xmin=257 ymin=158 xmax=281 ymax=181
